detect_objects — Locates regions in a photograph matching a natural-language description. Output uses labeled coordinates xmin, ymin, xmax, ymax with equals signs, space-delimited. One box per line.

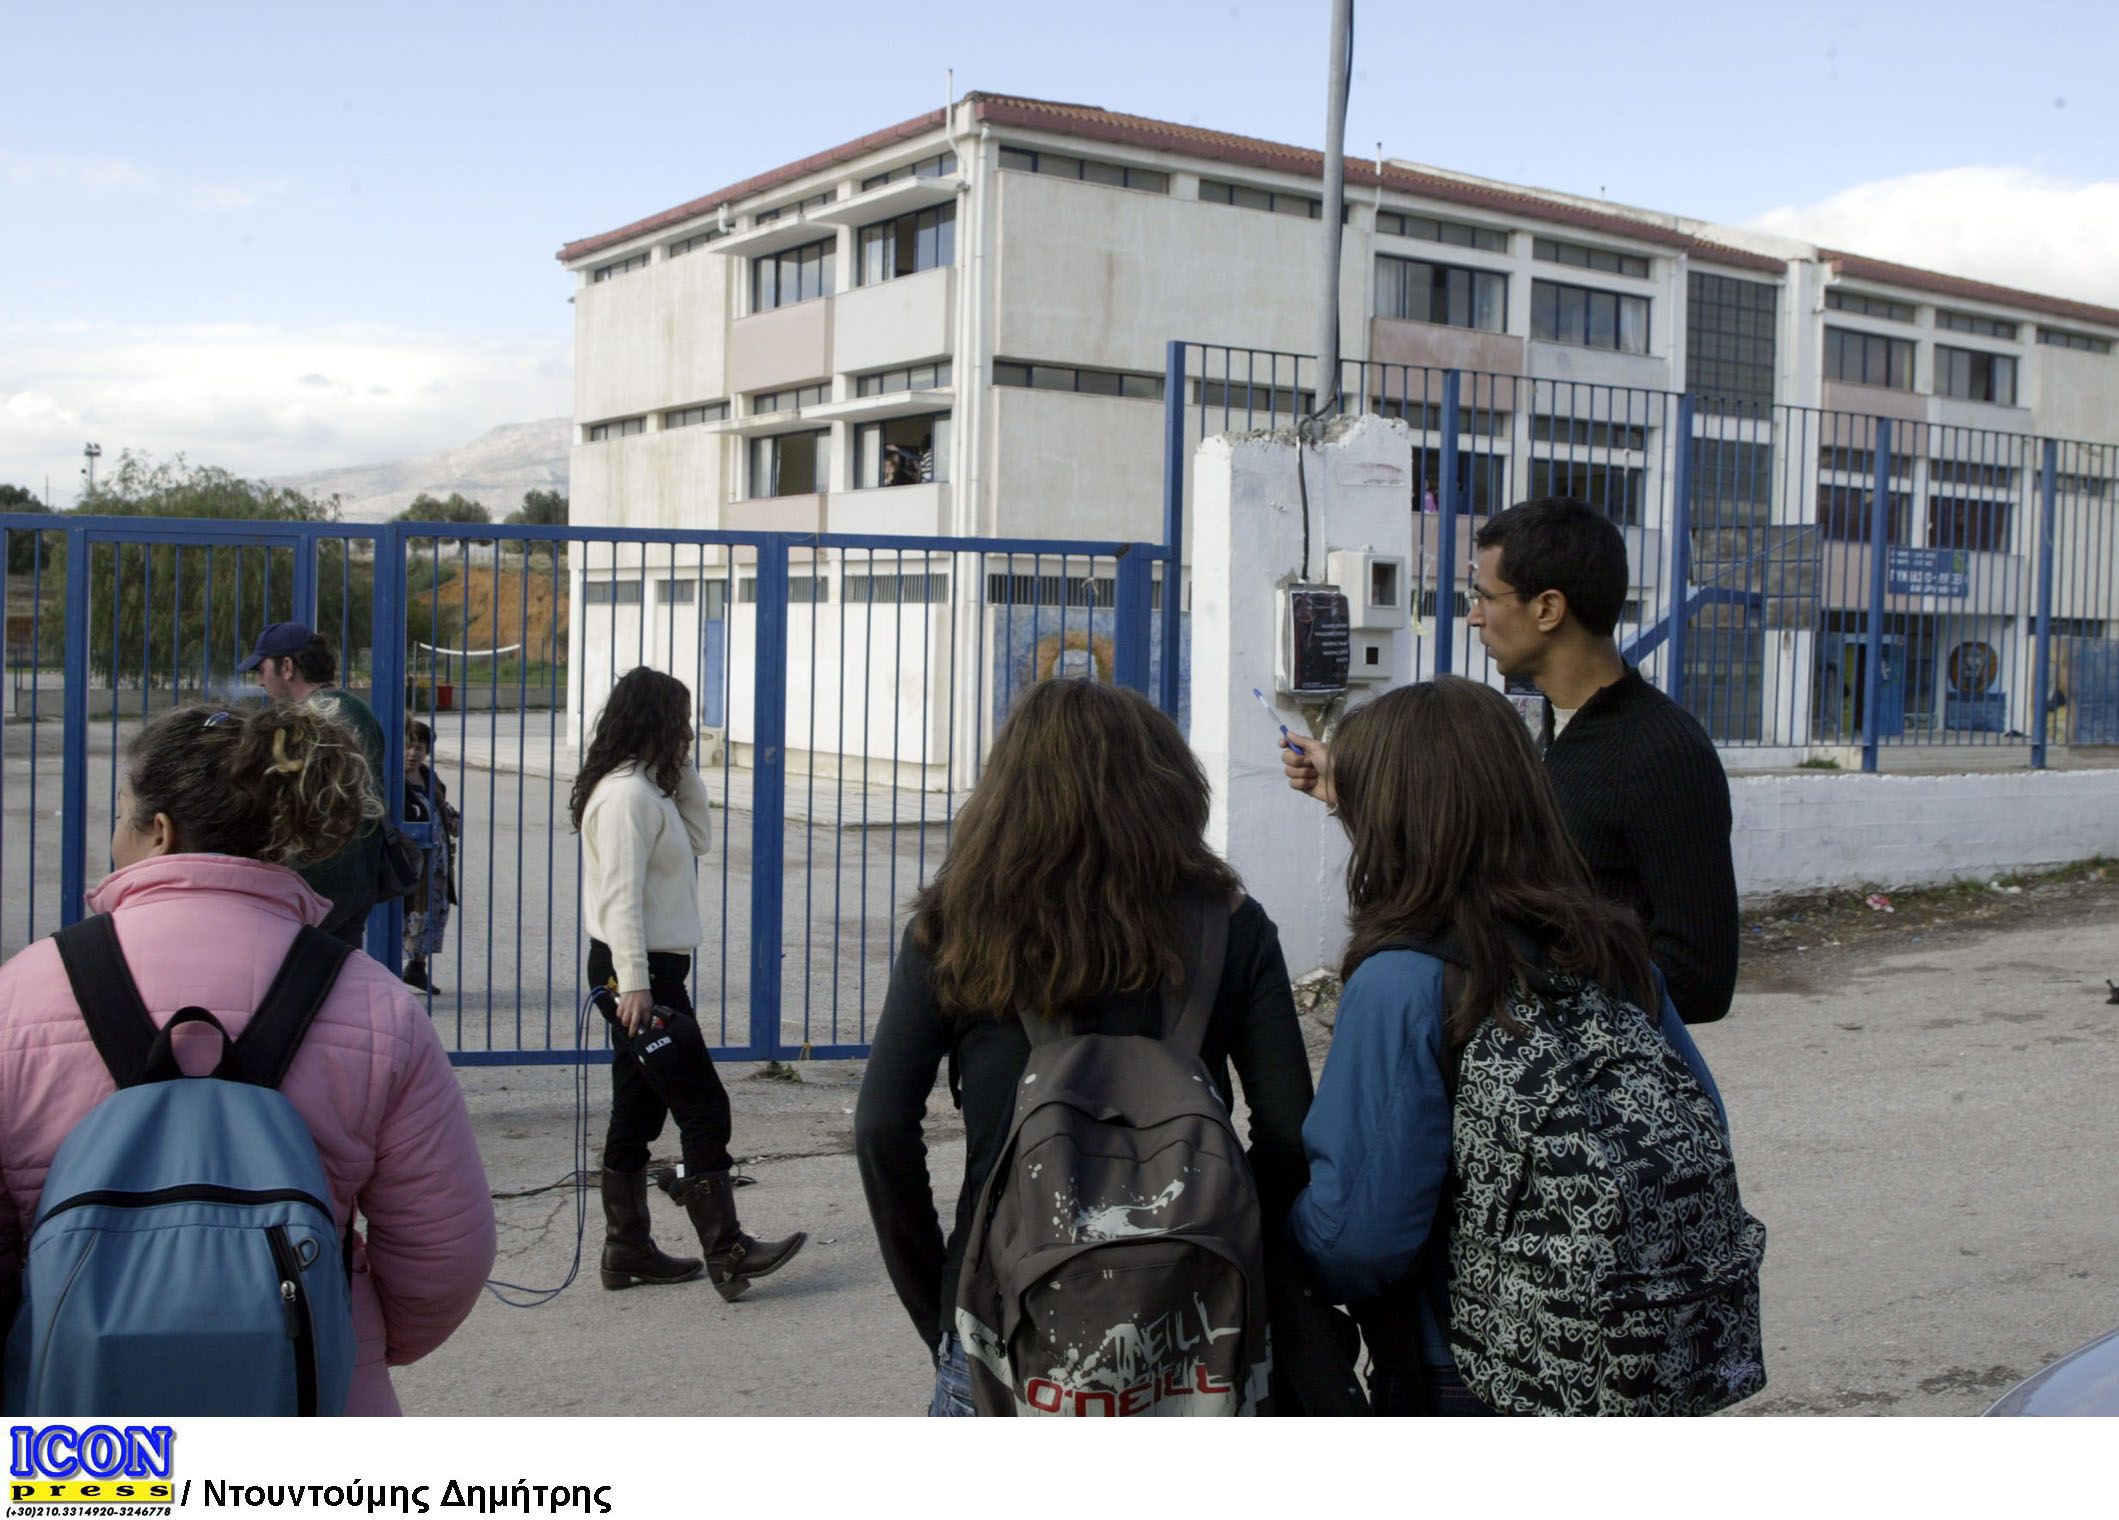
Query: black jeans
xmin=1368 ymin=1361 xmax=1497 ymax=1417
xmin=587 ymin=940 xmax=734 ymax=1178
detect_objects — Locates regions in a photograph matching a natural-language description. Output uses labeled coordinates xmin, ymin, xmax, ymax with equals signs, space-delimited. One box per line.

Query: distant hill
xmin=270 ymin=418 xmax=570 ymax=524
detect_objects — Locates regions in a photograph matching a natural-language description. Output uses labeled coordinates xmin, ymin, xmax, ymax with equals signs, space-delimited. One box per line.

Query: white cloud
xmin=0 ymin=321 xmax=571 ymax=502
xmin=1747 ymin=167 xmax=2119 ymax=310
xmin=0 ymin=148 xmax=293 ymax=211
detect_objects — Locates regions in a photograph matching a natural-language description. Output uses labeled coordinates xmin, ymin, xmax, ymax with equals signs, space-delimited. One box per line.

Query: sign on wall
xmin=1886 ymin=546 xmax=1971 ymax=598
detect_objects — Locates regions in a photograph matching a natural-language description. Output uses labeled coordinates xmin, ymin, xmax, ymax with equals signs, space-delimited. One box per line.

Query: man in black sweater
xmin=1282 ymin=497 xmax=1739 ymax=1024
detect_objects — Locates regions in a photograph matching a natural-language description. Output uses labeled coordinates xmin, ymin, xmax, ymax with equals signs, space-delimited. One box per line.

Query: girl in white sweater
xmin=571 ymin=667 xmax=805 ymax=1300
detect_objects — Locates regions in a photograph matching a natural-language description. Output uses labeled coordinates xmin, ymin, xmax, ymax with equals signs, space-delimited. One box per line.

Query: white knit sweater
xmin=579 ymin=762 xmax=714 ymax=993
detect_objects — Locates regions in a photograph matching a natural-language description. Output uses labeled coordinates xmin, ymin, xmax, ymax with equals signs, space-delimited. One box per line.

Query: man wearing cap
xmin=241 ymin=622 xmax=390 ymax=945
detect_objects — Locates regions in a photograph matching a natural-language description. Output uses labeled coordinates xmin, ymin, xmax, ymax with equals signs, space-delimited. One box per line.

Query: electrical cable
xmin=480 ymin=991 xmax=598 ymax=1308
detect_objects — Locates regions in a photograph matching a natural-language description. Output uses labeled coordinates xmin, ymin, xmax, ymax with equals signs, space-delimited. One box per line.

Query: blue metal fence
xmin=1163 ymin=340 xmax=2119 ymax=769
xmin=1 ymin=515 xmax=1157 ymax=1065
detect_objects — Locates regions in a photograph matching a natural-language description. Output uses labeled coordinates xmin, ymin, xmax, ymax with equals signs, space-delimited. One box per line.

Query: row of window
xmin=584 ymin=572 xmax=1164 ymax=611
xmin=589 ymin=362 xmax=960 ymax=442
xmin=1199 ymin=179 xmax=1320 ymax=219
xmin=992 ymin=361 xmax=1163 ymax=399
xmin=1375 ymin=255 xmax=1652 ymax=355
xmin=1824 ymin=290 xmax=2115 ymax=358
xmin=745 ymin=413 xmax=953 ymax=498
xmin=1533 ymin=237 xmax=1650 ymax=280
xmin=997 ymin=146 xmax=1169 ymax=193
xmin=1825 ymin=328 xmax=2019 ymax=404
xmin=862 ymin=152 xmax=958 ymax=191
xmin=752 ymin=202 xmax=957 ymax=312
xmin=1377 ymin=211 xmax=1507 ymax=251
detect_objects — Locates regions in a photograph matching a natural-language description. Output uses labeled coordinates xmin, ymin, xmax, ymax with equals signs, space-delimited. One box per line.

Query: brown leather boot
xmin=670 ymin=1172 xmax=807 ymax=1302
xmin=599 ymin=1166 xmax=703 ymax=1290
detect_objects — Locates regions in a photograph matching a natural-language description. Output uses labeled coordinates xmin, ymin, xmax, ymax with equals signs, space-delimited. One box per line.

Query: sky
xmin=5 ymin=0 xmax=2117 ymax=503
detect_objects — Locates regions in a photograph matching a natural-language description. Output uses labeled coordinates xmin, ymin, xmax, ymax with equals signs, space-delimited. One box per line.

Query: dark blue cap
xmin=237 ymin=621 xmax=316 ymax=672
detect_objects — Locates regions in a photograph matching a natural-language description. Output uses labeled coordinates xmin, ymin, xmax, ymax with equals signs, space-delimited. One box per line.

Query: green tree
xmin=395 ymin=492 xmax=490 ymax=525
xmin=2 ymin=485 xmax=53 ymax=576
xmin=505 ymin=488 xmax=568 ymax=527
xmin=57 ymin=453 xmax=367 ymax=685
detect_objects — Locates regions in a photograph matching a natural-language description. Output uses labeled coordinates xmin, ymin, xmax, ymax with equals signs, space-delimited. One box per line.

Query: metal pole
xmin=1315 ymin=0 xmax=1353 ymax=414
xmin=1159 ymin=340 xmax=1187 ymax=719
xmin=1862 ymin=417 xmax=1893 ymax=774
xmin=748 ymin=534 xmax=791 ymax=1060
xmin=368 ymin=524 xmax=408 ymax=969
xmin=59 ymin=527 xmax=91 ymax=926
xmin=2030 ymin=437 xmax=2058 ymax=769
xmin=1113 ymin=545 xmax=1152 ymax=695
xmin=1666 ymin=392 xmax=1696 ymax=704
xmin=1436 ymin=370 xmax=1462 ymax=675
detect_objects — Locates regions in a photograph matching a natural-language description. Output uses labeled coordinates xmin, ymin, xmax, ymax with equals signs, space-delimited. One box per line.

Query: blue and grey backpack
xmin=3 ymin=916 xmax=358 ymax=1416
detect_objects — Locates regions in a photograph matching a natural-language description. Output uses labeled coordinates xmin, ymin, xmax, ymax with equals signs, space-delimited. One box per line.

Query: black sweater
xmin=852 ymin=898 xmax=1315 ymax=1353
xmin=1542 ymin=666 xmax=1739 ymax=1025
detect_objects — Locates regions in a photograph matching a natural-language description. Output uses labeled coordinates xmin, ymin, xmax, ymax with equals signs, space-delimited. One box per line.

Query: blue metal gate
xmin=1 ymin=515 xmax=1159 ymax=1065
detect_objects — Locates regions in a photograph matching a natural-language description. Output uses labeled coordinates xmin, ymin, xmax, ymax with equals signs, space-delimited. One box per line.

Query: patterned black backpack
xmin=953 ymin=895 xmax=1273 ymax=1416
xmin=1403 ymin=940 xmax=1767 ymax=1416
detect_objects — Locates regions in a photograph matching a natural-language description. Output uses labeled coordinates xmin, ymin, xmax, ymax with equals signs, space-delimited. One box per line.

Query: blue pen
xmin=1252 ymin=688 xmax=1306 ymax=757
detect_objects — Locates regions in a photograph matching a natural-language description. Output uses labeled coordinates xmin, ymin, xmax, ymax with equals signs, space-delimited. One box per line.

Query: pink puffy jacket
xmin=0 ymin=855 xmax=497 ymax=1416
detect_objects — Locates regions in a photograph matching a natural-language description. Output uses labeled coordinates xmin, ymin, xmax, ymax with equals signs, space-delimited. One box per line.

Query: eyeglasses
xmin=202 ymin=710 xmax=238 ymax=728
xmin=1466 ymin=584 xmax=1528 ymax=607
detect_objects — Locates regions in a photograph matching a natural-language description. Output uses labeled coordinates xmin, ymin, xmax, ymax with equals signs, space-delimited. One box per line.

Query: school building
xmin=553 ymin=91 xmax=2119 ymax=770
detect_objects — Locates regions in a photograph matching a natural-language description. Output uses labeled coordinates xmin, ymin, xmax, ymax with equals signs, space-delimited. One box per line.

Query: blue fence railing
xmin=1162 ymin=340 xmax=2119 ymax=768
xmin=0 ymin=515 xmax=1158 ymax=1065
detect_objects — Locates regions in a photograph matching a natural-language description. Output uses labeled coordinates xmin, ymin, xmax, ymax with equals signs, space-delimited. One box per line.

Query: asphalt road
xmin=389 ymin=884 xmax=2119 ymax=1417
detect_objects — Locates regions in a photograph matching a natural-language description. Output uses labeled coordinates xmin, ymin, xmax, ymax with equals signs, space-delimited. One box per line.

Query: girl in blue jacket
xmin=1286 ymin=676 xmax=1724 ymax=1415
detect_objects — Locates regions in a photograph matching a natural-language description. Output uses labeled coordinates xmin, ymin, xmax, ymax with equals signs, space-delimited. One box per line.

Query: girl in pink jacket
xmin=0 ymin=702 xmax=496 ymax=1415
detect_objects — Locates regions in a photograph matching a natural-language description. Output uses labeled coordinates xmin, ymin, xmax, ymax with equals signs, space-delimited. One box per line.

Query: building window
xmin=590 ymin=252 xmax=649 ymax=283
xmin=656 ymin=579 xmax=697 ymax=605
xmin=1527 ymin=459 xmax=1645 ymax=527
xmin=985 ymin=572 xmax=1115 ymax=607
xmin=1375 ymin=255 xmax=1507 ymax=333
xmin=1818 ymin=486 xmax=1911 ymax=543
xmin=664 ymin=402 xmax=728 ymax=430
xmin=586 ymin=417 xmax=646 ymax=442
xmin=750 ymin=383 xmax=830 ymax=415
xmin=1689 ymin=438 xmax=1775 ymax=526
xmin=668 ymin=228 xmax=725 ymax=257
xmin=753 ymin=192 xmax=832 ymax=226
xmin=845 ymin=572 xmax=951 ymax=603
xmin=1199 ymin=179 xmax=1319 ymax=218
xmin=751 ymin=238 xmax=834 ymax=312
xmin=1824 ymin=327 xmax=1915 ymax=389
xmin=1197 ymin=379 xmax=1316 ymax=423
xmin=1927 ymin=496 xmax=2012 ymax=552
xmin=1376 ymin=211 xmax=1507 ymax=251
xmin=2039 ymin=327 xmax=2113 ymax=354
xmin=855 ymin=413 xmax=949 ymax=488
xmin=735 ymin=575 xmax=829 ymax=604
xmin=856 ymin=361 xmax=952 ymax=396
xmin=1533 ymin=237 xmax=1651 ymax=279
xmin=994 ymin=361 xmax=1163 ymax=400
xmin=1825 ymin=289 xmax=1915 ymax=323
xmin=1934 ymin=345 xmax=2017 ymax=405
xmin=862 ymin=152 xmax=958 ymax=190
xmin=996 ymin=147 xmax=1168 ymax=193
xmin=1937 ymin=311 xmax=2017 ymax=340
xmin=1531 ymin=415 xmax=1649 ymax=451
xmin=583 ymin=579 xmax=643 ymax=606
xmin=1686 ymin=272 xmax=1778 ymax=408
xmin=858 ymin=202 xmax=956 ymax=285
xmin=747 ymin=430 xmax=830 ymax=497
xmin=1531 ymin=280 xmax=1650 ymax=354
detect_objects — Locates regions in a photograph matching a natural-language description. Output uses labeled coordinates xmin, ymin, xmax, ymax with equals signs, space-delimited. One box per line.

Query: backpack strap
xmin=1161 ymin=890 xmax=1238 ymax=1060
xmin=225 ymin=928 xmax=354 ymax=1089
xmin=53 ymin=915 xmax=161 ymax=1091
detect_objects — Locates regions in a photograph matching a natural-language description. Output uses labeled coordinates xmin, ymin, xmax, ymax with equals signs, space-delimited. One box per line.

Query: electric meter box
xmin=1277 ymin=583 xmax=1351 ymax=697
xmin=1348 ymin=633 xmax=1396 ymax=683
xmin=1325 ymin=550 xmax=1409 ymax=630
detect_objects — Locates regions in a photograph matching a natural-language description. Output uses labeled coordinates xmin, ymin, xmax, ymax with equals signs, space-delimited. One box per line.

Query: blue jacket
xmin=1286 ymin=949 xmax=1726 ymax=1353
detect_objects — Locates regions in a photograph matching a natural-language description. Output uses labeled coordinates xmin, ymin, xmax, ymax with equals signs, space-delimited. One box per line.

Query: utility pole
xmin=1314 ymin=0 xmax=1354 ymax=415
xmin=82 ymin=442 xmax=102 ymax=499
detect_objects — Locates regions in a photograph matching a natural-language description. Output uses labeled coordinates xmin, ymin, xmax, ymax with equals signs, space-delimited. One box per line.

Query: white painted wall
xmin=1193 ymin=414 xmax=1419 ymax=981
xmin=1731 ymin=769 xmax=2119 ymax=898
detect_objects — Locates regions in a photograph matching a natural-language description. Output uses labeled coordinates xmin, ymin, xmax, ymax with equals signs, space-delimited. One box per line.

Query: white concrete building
xmin=555 ymin=92 xmax=2119 ymax=768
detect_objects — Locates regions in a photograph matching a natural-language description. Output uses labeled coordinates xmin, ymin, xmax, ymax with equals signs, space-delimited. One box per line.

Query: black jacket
xmin=1542 ymin=666 xmax=1739 ymax=1024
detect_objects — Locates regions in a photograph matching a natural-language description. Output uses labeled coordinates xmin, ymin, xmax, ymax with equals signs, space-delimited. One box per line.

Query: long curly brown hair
xmin=1333 ymin=676 xmax=1653 ymax=1045
xmin=125 ymin=702 xmax=382 ymax=866
xmin=569 ymin=667 xmax=693 ymax=830
xmin=911 ymin=678 xmax=1240 ymax=1019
